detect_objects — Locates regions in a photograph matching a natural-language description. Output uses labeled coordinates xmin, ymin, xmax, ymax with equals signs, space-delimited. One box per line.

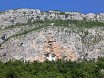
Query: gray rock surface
xmin=0 ymin=8 xmax=104 ymax=29
xmin=0 ymin=9 xmax=104 ymax=62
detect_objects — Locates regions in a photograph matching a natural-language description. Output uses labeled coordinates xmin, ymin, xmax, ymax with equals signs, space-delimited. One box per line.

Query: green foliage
xmin=0 ymin=12 xmax=2 ymax=14
xmin=5 ymin=22 xmax=27 ymax=29
xmin=5 ymin=20 xmax=104 ymax=30
xmin=0 ymin=58 xmax=104 ymax=78
xmin=59 ymin=12 xmax=65 ymax=15
xmin=0 ymin=11 xmax=4 ymax=14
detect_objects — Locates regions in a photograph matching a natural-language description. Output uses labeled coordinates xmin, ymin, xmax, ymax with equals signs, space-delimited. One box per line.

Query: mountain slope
xmin=0 ymin=9 xmax=104 ymax=62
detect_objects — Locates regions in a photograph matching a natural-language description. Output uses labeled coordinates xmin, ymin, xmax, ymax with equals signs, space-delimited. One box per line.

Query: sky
xmin=0 ymin=0 xmax=104 ymax=14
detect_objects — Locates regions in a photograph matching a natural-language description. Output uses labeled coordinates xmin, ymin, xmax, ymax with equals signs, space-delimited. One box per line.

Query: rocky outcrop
xmin=0 ymin=9 xmax=104 ymax=62
xmin=0 ymin=8 xmax=104 ymax=29
xmin=0 ymin=25 xmax=104 ymax=62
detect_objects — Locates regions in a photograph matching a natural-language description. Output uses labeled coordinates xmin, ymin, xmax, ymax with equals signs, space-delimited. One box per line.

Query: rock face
xmin=0 ymin=9 xmax=104 ymax=62
xmin=0 ymin=8 xmax=104 ymax=29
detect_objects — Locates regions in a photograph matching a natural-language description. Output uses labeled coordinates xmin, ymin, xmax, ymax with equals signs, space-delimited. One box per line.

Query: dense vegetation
xmin=0 ymin=57 xmax=104 ymax=78
xmin=26 ymin=19 xmax=104 ymax=29
xmin=5 ymin=19 xmax=104 ymax=30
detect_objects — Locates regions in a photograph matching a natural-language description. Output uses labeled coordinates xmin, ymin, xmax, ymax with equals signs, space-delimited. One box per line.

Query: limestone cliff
xmin=0 ymin=9 xmax=104 ymax=62
xmin=0 ymin=8 xmax=104 ymax=29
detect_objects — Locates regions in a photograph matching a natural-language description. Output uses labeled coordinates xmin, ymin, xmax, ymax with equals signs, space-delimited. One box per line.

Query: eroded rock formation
xmin=0 ymin=9 xmax=104 ymax=62
xmin=0 ymin=8 xmax=104 ymax=29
